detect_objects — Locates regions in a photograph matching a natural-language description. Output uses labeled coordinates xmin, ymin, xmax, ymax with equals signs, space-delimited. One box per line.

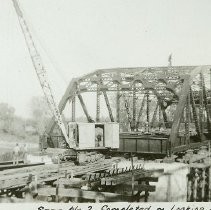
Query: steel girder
xmin=46 ymin=66 xmax=211 ymax=151
xmin=169 ymin=66 xmax=211 ymax=152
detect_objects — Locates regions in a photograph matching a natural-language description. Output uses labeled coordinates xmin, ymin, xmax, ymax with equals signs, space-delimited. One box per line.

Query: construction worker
xmin=13 ymin=143 xmax=20 ymax=165
xmin=22 ymin=144 xmax=28 ymax=164
xmin=96 ymin=134 xmax=103 ymax=147
xmin=95 ymin=126 xmax=104 ymax=147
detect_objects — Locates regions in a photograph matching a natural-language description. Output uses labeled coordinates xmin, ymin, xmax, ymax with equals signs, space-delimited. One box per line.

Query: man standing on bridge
xmin=13 ymin=143 xmax=20 ymax=165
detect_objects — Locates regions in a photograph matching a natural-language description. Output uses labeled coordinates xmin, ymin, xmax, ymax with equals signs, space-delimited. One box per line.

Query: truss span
xmin=46 ymin=65 xmax=211 ymax=155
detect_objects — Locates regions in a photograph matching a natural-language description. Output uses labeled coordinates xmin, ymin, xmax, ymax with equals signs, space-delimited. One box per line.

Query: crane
xmin=11 ymin=0 xmax=75 ymax=149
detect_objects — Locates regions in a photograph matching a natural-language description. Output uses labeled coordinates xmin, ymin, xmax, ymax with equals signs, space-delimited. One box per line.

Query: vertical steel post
xmin=199 ymin=72 xmax=204 ymax=137
xmin=71 ymin=96 xmax=75 ymax=122
xmin=151 ymin=103 xmax=158 ymax=128
xmin=201 ymin=73 xmax=211 ymax=132
xmin=190 ymin=89 xmax=201 ymax=137
xmin=136 ymin=94 xmax=146 ymax=131
xmin=158 ymin=104 xmax=161 ymax=130
xmin=96 ymin=84 xmax=100 ymax=122
xmin=123 ymin=92 xmax=132 ymax=130
xmin=132 ymin=84 xmax=136 ymax=131
xmin=116 ymin=84 xmax=120 ymax=123
xmin=146 ymin=90 xmax=150 ymax=133
xmin=185 ymin=91 xmax=190 ymax=145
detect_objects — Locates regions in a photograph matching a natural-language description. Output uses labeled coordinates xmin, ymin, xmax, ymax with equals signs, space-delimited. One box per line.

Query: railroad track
xmin=0 ymin=162 xmax=44 ymax=171
xmin=0 ymin=158 xmax=118 ymax=193
xmin=0 ymin=157 xmax=164 ymax=202
xmin=1 ymin=145 xmax=210 ymax=201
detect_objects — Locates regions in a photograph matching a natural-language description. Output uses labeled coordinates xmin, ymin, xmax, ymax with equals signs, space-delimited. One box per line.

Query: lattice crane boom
xmin=12 ymin=0 xmax=75 ymax=148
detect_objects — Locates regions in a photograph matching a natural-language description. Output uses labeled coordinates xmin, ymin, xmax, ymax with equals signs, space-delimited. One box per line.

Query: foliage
xmin=0 ymin=152 xmax=13 ymax=162
xmin=30 ymin=96 xmax=52 ymax=135
xmin=0 ymin=97 xmax=50 ymax=139
xmin=0 ymin=103 xmax=15 ymax=133
xmin=0 ymin=103 xmax=32 ymax=138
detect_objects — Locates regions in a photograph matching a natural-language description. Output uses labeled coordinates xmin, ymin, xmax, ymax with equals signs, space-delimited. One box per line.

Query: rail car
xmin=119 ymin=129 xmax=210 ymax=156
xmin=40 ymin=121 xmax=211 ymax=162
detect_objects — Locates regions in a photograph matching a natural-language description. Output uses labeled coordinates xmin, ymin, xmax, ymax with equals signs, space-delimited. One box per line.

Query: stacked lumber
xmin=0 ymin=159 xmax=116 ymax=191
xmin=38 ymin=163 xmax=163 ymax=202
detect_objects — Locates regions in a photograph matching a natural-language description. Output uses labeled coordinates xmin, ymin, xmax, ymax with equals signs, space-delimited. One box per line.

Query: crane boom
xmin=12 ymin=0 xmax=75 ymax=148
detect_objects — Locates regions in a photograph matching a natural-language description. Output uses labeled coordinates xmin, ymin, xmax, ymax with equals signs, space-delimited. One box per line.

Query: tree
xmin=30 ymin=96 xmax=52 ymax=134
xmin=0 ymin=103 xmax=15 ymax=133
xmin=12 ymin=116 xmax=26 ymax=137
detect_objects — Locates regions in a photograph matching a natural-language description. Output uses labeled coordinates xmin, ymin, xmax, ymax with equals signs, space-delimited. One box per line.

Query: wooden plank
xmin=101 ymin=170 xmax=153 ymax=186
xmin=0 ymin=160 xmax=24 ymax=165
xmin=38 ymin=187 xmax=133 ymax=202
xmin=115 ymin=184 xmax=156 ymax=192
xmin=53 ymin=178 xmax=87 ymax=188
xmin=0 ymin=160 xmax=113 ymax=190
xmin=0 ymin=162 xmax=60 ymax=176
xmin=138 ymin=177 xmax=158 ymax=182
xmin=189 ymin=162 xmax=211 ymax=169
xmin=147 ymin=168 xmax=164 ymax=173
xmin=0 ymin=159 xmax=112 ymax=179
xmin=0 ymin=162 xmax=44 ymax=171
xmin=0 ymin=158 xmax=126 ymax=192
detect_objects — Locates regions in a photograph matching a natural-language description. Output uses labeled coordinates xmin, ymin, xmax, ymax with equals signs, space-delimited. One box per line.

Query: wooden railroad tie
xmin=37 ymin=167 xmax=162 ymax=202
xmin=0 ymin=159 xmax=114 ymax=193
xmin=101 ymin=168 xmax=163 ymax=186
xmin=37 ymin=187 xmax=134 ymax=202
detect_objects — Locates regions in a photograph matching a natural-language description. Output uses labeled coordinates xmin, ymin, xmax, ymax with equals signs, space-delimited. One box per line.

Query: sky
xmin=0 ymin=0 xmax=211 ymax=118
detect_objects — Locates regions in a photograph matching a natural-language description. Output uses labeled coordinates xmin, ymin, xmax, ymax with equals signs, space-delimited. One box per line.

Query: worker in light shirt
xmin=22 ymin=144 xmax=28 ymax=164
xmin=13 ymin=143 xmax=20 ymax=165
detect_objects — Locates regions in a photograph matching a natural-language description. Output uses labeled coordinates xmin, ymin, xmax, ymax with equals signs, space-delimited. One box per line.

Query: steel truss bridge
xmin=46 ymin=65 xmax=211 ymax=156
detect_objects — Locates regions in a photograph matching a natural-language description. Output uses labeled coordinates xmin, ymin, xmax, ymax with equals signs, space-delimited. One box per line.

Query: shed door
xmin=104 ymin=124 xmax=113 ymax=147
xmin=105 ymin=123 xmax=119 ymax=148
xmin=112 ymin=123 xmax=119 ymax=148
xmin=78 ymin=123 xmax=95 ymax=149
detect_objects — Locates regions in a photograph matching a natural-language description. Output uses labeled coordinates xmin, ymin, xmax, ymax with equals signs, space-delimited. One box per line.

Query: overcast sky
xmin=0 ymin=0 xmax=211 ymax=118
